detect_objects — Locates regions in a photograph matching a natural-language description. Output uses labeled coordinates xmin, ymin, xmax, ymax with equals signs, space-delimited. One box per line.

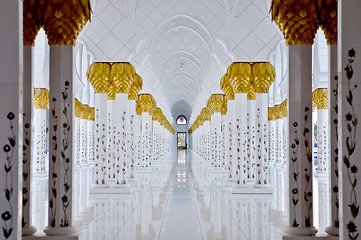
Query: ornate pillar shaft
xmin=316 ymin=108 xmax=329 ymax=173
xmin=211 ymin=112 xmax=221 ymax=167
xmin=22 ymin=45 xmax=37 ymax=235
xmin=225 ymin=100 xmax=234 ymax=179
xmin=141 ymin=112 xmax=151 ymax=167
xmin=0 ymin=3 xmax=23 ymax=240
xmin=45 ymin=45 xmax=76 ymax=234
xmin=247 ymin=100 xmax=256 ymax=181
xmin=234 ymin=93 xmax=247 ymax=185
xmin=255 ymin=93 xmax=269 ymax=185
xmin=221 ymin=114 xmax=226 ymax=167
xmin=325 ymin=44 xmax=339 ymax=236
xmin=286 ymin=45 xmax=317 ymax=235
xmin=134 ymin=115 xmax=141 ymax=168
xmin=338 ymin=1 xmax=361 ymax=238
xmin=127 ymin=100 xmax=136 ymax=178
xmin=106 ymin=100 xmax=115 ymax=181
xmin=94 ymin=93 xmax=107 ymax=184
xmin=114 ymin=93 xmax=129 ymax=184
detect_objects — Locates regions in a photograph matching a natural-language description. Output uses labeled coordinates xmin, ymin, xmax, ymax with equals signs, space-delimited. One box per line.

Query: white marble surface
xmin=30 ymin=149 xmax=331 ymax=239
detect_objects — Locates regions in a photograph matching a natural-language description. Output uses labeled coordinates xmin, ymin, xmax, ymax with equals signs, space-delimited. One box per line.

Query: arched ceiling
xmin=79 ymin=0 xmax=282 ymax=124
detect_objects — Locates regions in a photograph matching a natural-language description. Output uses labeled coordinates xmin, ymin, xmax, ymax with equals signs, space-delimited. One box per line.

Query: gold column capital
xmin=23 ymin=0 xmax=43 ymax=46
xmin=42 ymin=0 xmax=92 ymax=45
xmin=34 ymin=88 xmax=49 ymax=109
xmin=128 ymin=74 xmax=143 ymax=100
xmin=270 ymin=0 xmax=318 ymax=45
xmin=253 ymin=62 xmax=276 ymax=94
xmin=220 ymin=74 xmax=235 ymax=100
xmin=317 ymin=1 xmax=337 ymax=45
xmin=227 ymin=62 xmax=252 ymax=94
xmin=312 ymin=88 xmax=328 ymax=110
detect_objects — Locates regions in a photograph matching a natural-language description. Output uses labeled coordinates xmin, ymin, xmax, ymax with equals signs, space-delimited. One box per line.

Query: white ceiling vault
xmin=78 ymin=0 xmax=283 ymax=124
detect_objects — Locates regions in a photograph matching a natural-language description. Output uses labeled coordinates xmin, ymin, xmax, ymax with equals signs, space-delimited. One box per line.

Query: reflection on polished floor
xmin=30 ymin=150 xmax=330 ymax=239
xmin=84 ymin=149 xmax=279 ymax=240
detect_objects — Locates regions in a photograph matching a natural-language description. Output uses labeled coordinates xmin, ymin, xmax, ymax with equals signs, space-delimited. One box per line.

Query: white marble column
xmin=0 ymin=3 xmax=23 ymax=239
xmin=45 ymin=45 xmax=76 ymax=235
xmin=225 ymin=100 xmax=234 ymax=180
xmin=247 ymin=100 xmax=256 ymax=182
xmin=127 ymin=99 xmax=136 ymax=178
xmin=221 ymin=113 xmax=226 ymax=168
xmin=338 ymin=1 xmax=361 ymax=239
xmin=106 ymin=99 xmax=115 ymax=182
xmin=211 ymin=112 xmax=222 ymax=167
xmin=114 ymin=93 xmax=129 ymax=185
xmin=315 ymin=108 xmax=329 ymax=173
xmin=22 ymin=45 xmax=37 ymax=236
xmin=134 ymin=114 xmax=141 ymax=168
xmin=94 ymin=93 xmax=108 ymax=185
xmin=234 ymin=93 xmax=247 ymax=185
xmin=286 ymin=45 xmax=317 ymax=235
xmin=255 ymin=93 xmax=269 ymax=186
xmin=141 ymin=112 xmax=152 ymax=167
xmin=325 ymin=44 xmax=339 ymax=236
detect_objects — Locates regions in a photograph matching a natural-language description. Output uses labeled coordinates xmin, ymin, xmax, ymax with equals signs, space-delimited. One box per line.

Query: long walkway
xmin=158 ymin=150 xmax=203 ymax=239
xmin=31 ymin=149 xmax=280 ymax=239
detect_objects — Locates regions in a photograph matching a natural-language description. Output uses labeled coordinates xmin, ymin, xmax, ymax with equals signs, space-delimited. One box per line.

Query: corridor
xmin=68 ymin=149 xmax=278 ymax=240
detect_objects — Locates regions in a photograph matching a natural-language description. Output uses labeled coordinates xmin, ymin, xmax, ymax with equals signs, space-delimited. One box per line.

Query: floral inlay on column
xmin=343 ymin=49 xmax=359 ymax=240
xmin=49 ymin=97 xmax=58 ymax=227
xmin=332 ymin=74 xmax=339 ymax=228
xmin=303 ymin=106 xmax=312 ymax=227
xmin=22 ymin=120 xmax=31 ymax=228
xmin=60 ymin=81 xmax=71 ymax=227
xmin=291 ymin=121 xmax=300 ymax=227
xmin=2 ymin=112 xmax=16 ymax=239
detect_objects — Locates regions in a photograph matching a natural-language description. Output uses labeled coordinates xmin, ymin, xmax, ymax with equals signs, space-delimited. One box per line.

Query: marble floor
xmin=30 ymin=149 xmax=330 ymax=239
xmin=82 ymin=150 xmax=281 ymax=240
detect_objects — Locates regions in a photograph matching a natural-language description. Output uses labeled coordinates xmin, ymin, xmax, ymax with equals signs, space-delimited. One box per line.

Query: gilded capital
xmin=313 ymin=88 xmax=328 ymax=110
xmin=270 ymin=0 xmax=318 ymax=45
xmin=34 ymin=88 xmax=49 ymax=109
xmin=42 ymin=0 xmax=92 ymax=45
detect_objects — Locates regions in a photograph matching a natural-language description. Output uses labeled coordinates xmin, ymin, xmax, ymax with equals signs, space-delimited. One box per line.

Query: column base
xmin=282 ymin=226 xmax=318 ymax=237
xmin=231 ymin=184 xmax=273 ymax=194
xmin=254 ymin=183 xmax=272 ymax=188
xmin=324 ymin=226 xmax=339 ymax=236
xmin=90 ymin=184 xmax=132 ymax=194
xmin=22 ymin=226 xmax=37 ymax=236
xmin=44 ymin=226 xmax=78 ymax=237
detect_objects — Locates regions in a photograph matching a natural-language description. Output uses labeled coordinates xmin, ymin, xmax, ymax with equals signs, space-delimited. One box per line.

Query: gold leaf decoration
xmin=221 ymin=95 xmax=227 ymax=115
xmin=227 ymin=62 xmax=252 ymax=93
xmin=87 ymin=62 xmax=141 ymax=100
xmin=220 ymin=74 xmax=235 ymax=100
xmin=128 ymin=74 xmax=143 ymax=100
xmin=253 ymin=62 xmax=276 ymax=93
xmin=87 ymin=62 xmax=111 ymax=94
xmin=221 ymin=62 xmax=275 ymax=100
xmin=34 ymin=88 xmax=49 ymax=109
xmin=207 ymin=94 xmax=224 ymax=114
xmin=270 ymin=0 xmax=318 ymax=45
xmin=74 ymin=98 xmax=94 ymax=121
xmin=42 ymin=0 xmax=92 ymax=45
xmin=317 ymin=0 xmax=337 ymax=45
xmin=312 ymin=88 xmax=328 ymax=110
xmin=23 ymin=0 xmax=43 ymax=46
xmin=268 ymin=99 xmax=287 ymax=120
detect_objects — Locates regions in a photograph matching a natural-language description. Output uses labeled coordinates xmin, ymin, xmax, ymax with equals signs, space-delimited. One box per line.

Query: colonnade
xmin=189 ymin=63 xmax=275 ymax=190
xmin=188 ymin=1 xmax=361 ymax=239
xmin=86 ymin=63 xmax=174 ymax=189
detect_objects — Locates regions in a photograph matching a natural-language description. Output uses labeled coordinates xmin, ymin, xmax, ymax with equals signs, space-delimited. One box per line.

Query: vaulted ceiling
xmin=79 ymin=0 xmax=282 ymax=124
